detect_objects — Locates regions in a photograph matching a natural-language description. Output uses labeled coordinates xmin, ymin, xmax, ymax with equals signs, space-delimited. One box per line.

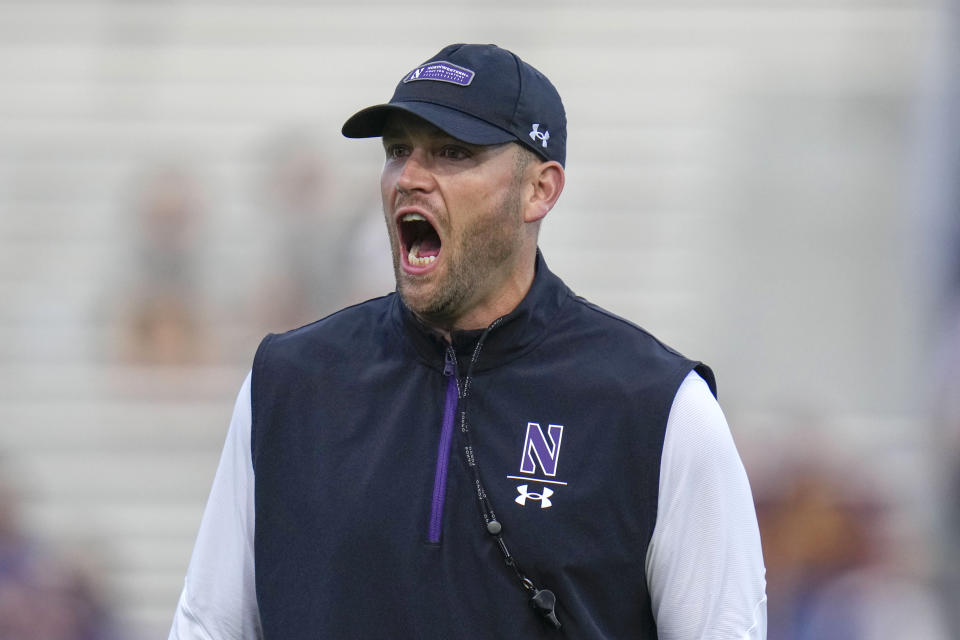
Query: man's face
xmin=380 ymin=113 xmax=527 ymax=330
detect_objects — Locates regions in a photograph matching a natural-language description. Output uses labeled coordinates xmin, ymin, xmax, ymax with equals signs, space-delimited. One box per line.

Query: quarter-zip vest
xmin=251 ymin=252 xmax=715 ymax=639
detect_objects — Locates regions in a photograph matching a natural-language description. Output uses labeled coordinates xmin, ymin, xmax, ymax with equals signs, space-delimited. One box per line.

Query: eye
xmin=439 ymin=145 xmax=471 ymax=161
xmin=385 ymin=143 xmax=410 ymax=160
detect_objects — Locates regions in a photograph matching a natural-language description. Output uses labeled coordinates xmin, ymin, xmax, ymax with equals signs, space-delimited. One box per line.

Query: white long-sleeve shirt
xmin=170 ymin=370 xmax=767 ymax=639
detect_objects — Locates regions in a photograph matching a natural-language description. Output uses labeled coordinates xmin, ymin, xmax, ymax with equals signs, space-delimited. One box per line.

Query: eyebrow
xmin=381 ymin=132 xmax=482 ymax=155
xmin=382 ymin=127 xmax=450 ymax=143
xmin=380 ymin=123 xmax=511 ymax=155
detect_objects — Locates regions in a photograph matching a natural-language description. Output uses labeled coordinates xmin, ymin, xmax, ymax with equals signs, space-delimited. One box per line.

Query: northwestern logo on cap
xmin=402 ymin=60 xmax=475 ymax=87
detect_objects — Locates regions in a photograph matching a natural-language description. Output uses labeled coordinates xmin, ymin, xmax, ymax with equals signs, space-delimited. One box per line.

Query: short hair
xmin=513 ymin=143 xmax=540 ymax=181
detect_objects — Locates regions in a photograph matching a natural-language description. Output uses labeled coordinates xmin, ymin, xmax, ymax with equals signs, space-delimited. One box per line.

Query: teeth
xmin=407 ymin=240 xmax=437 ymax=267
xmin=402 ymin=213 xmax=426 ymax=222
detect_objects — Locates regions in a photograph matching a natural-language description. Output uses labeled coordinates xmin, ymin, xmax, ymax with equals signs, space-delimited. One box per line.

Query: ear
xmin=523 ymin=161 xmax=565 ymax=224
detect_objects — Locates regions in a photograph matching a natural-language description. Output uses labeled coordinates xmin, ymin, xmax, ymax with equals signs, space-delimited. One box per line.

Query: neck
xmin=423 ymin=252 xmax=538 ymax=342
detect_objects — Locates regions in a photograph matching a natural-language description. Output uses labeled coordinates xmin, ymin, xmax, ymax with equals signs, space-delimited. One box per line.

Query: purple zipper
xmin=427 ymin=350 xmax=459 ymax=543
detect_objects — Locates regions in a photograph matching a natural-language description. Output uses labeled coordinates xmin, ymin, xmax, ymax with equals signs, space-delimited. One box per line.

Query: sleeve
xmin=645 ymin=370 xmax=767 ymax=639
xmin=169 ymin=372 xmax=263 ymax=640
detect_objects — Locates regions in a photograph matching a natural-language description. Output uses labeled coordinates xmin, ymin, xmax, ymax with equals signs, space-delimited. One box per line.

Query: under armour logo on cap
xmin=515 ymin=484 xmax=554 ymax=508
xmin=529 ymin=123 xmax=549 ymax=148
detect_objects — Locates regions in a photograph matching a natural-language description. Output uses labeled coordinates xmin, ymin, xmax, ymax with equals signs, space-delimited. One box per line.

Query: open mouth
xmin=399 ymin=212 xmax=441 ymax=269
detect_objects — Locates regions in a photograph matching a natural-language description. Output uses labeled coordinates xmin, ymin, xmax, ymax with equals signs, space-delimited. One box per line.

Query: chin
xmin=398 ymin=285 xmax=455 ymax=327
xmin=396 ymin=280 xmax=431 ymax=312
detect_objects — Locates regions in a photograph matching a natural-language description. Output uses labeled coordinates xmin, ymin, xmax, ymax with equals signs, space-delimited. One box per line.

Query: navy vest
xmin=251 ymin=253 xmax=714 ymax=639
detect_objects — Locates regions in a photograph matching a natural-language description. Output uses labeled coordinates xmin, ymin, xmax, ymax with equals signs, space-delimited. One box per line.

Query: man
xmin=170 ymin=44 xmax=766 ymax=639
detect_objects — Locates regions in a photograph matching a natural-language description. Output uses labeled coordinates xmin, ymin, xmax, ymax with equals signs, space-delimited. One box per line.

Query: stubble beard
xmin=388 ymin=181 xmax=524 ymax=331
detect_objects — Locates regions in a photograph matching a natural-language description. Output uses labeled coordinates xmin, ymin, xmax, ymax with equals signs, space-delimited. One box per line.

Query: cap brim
xmin=342 ymin=101 xmax=516 ymax=146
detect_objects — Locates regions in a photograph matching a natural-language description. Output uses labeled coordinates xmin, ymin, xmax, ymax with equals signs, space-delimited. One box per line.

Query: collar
xmin=392 ymin=251 xmax=571 ymax=373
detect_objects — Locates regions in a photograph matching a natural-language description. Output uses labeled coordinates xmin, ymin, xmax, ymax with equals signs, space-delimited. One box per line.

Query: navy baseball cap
xmin=342 ymin=44 xmax=567 ymax=167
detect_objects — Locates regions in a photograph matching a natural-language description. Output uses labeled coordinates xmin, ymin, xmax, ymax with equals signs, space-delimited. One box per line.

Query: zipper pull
xmin=443 ymin=347 xmax=457 ymax=377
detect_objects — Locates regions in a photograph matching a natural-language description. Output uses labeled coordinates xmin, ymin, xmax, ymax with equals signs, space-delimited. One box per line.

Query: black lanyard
xmin=448 ymin=318 xmax=561 ymax=630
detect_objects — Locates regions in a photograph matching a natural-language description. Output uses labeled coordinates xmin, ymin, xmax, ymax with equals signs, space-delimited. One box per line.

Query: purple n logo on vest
xmin=519 ymin=422 xmax=564 ymax=477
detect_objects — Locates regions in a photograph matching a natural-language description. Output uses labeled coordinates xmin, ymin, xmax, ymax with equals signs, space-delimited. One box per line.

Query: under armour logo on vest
xmin=529 ymin=124 xmax=550 ymax=148
xmin=515 ymin=484 xmax=554 ymax=508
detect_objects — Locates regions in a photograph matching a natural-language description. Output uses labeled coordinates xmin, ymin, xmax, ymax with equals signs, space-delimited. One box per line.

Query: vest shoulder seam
xmin=566 ymin=293 xmax=690 ymax=360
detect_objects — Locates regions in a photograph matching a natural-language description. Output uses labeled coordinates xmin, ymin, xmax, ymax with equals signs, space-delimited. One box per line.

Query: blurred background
xmin=0 ymin=1 xmax=958 ymax=638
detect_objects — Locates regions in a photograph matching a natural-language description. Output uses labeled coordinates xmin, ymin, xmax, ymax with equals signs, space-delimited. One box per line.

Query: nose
xmin=395 ymin=148 xmax=434 ymax=195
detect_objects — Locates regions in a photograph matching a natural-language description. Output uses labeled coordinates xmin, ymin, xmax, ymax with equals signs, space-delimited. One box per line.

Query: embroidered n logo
xmin=519 ymin=422 xmax=564 ymax=477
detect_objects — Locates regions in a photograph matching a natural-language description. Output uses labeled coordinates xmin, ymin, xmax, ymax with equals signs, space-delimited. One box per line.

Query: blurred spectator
xmin=253 ymin=131 xmax=345 ymax=331
xmin=117 ymin=167 xmax=211 ymax=365
xmin=757 ymin=461 xmax=950 ymax=640
xmin=252 ymin=130 xmax=393 ymax=334
xmin=0 ymin=478 xmax=118 ymax=640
